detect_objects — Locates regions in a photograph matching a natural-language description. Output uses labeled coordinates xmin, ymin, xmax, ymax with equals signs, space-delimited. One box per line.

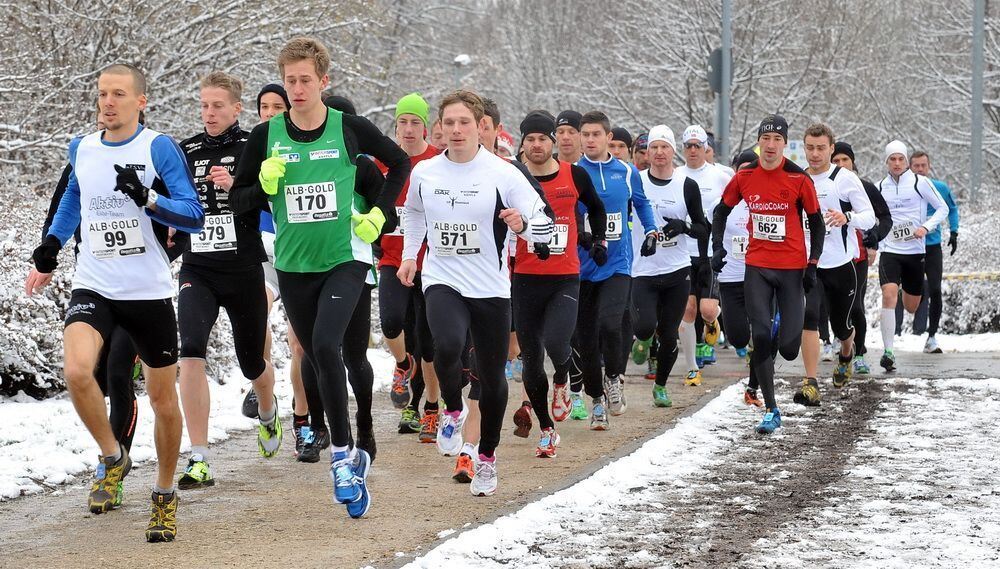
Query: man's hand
xmin=206 ymin=166 xmax=233 ymax=192
xmin=661 ymin=217 xmax=689 ymax=239
xmin=948 ymin=232 xmax=958 ymax=256
xmin=639 ymin=232 xmax=658 ymax=257
xmin=862 ymin=229 xmax=879 ymax=250
xmin=113 ymin=164 xmax=150 ymax=207
xmin=578 ymin=231 xmax=594 ymax=251
xmin=31 ymin=235 xmax=61 ymax=273
xmin=711 ymin=248 xmax=727 ymax=273
xmin=803 ymin=263 xmax=818 ymax=293
xmin=589 ymin=241 xmax=608 ymax=266
xmin=24 ymin=268 xmax=53 ymax=296
xmin=397 ymin=259 xmax=417 ymax=287
xmin=533 ymin=242 xmax=550 ymax=260
xmin=499 ymin=208 xmax=524 ymax=233
xmin=259 ymin=149 xmax=287 ymax=196
xmin=824 ymin=208 xmax=847 ymax=227
xmin=351 ymin=206 xmax=386 ymax=244
xmin=914 ymin=226 xmax=928 ymax=239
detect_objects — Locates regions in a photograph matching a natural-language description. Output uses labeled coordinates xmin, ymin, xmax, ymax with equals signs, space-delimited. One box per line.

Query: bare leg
xmin=144 ymin=363 xmax=182 ymax=490
xmin=63 ymin=323 xmax=117 ymax=456
xmin=178 ymin=358 xmax=210 ymax=447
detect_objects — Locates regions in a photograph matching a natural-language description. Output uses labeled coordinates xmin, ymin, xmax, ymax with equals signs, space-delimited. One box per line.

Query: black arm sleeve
xmin=682 ymin=178 xmax=709 ymax=257
xmin=511 ymin=159 xmax=555 ymax=220
xmin=354 ymin=155 xmax=385 ymax=211
xmin=343 ymin=114 xmax=409 ymax=214
xmin=806 ymin=210 xmax=825 ymax=262
xmin=711 ymin=202 xmax=734 ymax=255
xmin=229 ymin=122 xmax=270 ymax=215
xmin=571 ymin=164 xmax=607 ymax=241
xmin=43 ymin=164 xmax=72 ymax=240
xmin=863 ymin=179 xmax=892 ymax=241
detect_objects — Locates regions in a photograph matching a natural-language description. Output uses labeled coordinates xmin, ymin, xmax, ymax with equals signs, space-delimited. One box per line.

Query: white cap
xmin=647 ymin=125 xmax=676 ymax=152
xmin=682 ymin=125 xmax=708 ymax=144
xmin=885 ymin=140 xmax=908 ymax=162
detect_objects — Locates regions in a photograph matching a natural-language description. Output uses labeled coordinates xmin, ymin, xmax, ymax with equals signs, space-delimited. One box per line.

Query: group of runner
xmin=24 ymin=36 xmax=959 ymax=542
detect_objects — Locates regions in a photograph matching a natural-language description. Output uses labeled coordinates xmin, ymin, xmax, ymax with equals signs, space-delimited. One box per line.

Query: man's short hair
xmin=482 ymin=97 xmax=500 ymax=128
xmin=200 ymin=71 xmax=243 ymax=102
xmin=278 ymin=37 xmax=330 ymax=79
xmin=100 ymin=64 xmax=147 ymax=95
xmin=580 ymin=111 xmax=611 ymax=134
xmin=438 ymin=90 xmax=485 ymax=122
xmin=910 ymin=150 xmax=930 ymax=163
xmin=803 ymin=123 xmax=835 ymax=146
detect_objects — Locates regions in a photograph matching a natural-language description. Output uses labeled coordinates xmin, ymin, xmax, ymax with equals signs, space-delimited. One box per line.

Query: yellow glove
xmin=351 ymin=206 xmax=386 ymax=244
xmin=258 ymin=148 xmax=287 ymax=196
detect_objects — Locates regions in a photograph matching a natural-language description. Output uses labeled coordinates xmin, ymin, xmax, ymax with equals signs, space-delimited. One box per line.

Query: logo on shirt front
xmin=281 ymin=153 xmax=301 ymax=163
xmin=309 ymin=149 xmax=340 ymax=161
xmin=220 ymin=155 xmax=235 ymax=164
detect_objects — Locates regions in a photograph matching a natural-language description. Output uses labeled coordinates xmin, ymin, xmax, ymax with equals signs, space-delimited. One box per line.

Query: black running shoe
xmin=313 ymin=426 xmax=331 ymax=450
xmin=296 ymin=427 xmax=320 ymax=463
xmin=241 ymin=390 xmax=259 ymax=419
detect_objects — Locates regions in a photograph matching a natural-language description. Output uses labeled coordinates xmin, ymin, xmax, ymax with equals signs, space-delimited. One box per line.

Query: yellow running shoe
xmin=793 ymin=377 xmax=821 ymax=406
xmin=257 ymin=396 xmax=283 ymax=458
xmin=146 ymin=491 xmax=178 ymax=543
xmin=684 ymin=370 xmax=702 ymax=386
xmin=704 ymin=320 xmax=721 ymax=346
xmin=88 ymin=447 xmax=132 ymax=514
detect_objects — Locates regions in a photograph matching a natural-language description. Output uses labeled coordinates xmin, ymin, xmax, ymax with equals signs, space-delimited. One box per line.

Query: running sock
xmin=293 ymin=413 xmax=308 ymax=426
xmin=258 ymin=404 xmax=276 ymax=425
xmin=153 ymin=484 xmax=176 ymax=495
xmin=478 ymin=451 xmax=495 ymax=461
xmin=424 ymin=401 xmax=439 ymax=414
xmin=106 ymin=444 xmax=123 ymax=464
xmin=679 ymin=320 xmax=698 ymax=370
xmin=396 ymin=355 xmax=411 ymax=370
xmin=190 ymin=445 xmax=210 ymax=462
xmin=461 ymin=442 xmax=477 ymax=457
xmin=880 ymin=309 xmax=896 ymax=351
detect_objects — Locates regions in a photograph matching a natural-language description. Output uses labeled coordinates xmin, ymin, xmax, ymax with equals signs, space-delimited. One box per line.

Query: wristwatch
xmin=146 ymin=189 xmax=159 ymax=209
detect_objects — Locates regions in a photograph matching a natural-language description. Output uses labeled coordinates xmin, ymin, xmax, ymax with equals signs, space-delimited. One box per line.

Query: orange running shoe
xmin=453 ymin=453 xmax=475 ymax=483
xmin=418 ymin=409 xmax=439 ymax=443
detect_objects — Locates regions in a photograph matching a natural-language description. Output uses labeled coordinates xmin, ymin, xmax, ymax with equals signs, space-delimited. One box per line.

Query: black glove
xmin=578 ymin=231 xmax=594 ymax=251
xmin=661 ymin=217 xmax=689 ymax=239
xmin=32 ymin=235 xmax=62 ymax=273
xmin=114 ymin=164 xmax=150 ymax=207
xmin=861 ymin=229 xmax=879 ymax=250
xmin=640 ymin=232 xmax=658 ymax=257
xmin=533 ymin=242 xmax=551 ymax=260
xmin=948 ymin=232 xmax=958 ymax=256
xmin=710 ymin=248 xmax=727 ymax=273
xmin=803 ymin=263 xmax=818 ymax=293
xmin=590 ymin=241 xmax=608 ymax=266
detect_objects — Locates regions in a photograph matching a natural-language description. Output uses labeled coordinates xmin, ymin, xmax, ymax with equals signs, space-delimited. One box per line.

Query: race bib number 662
xmin=751 ymin=213 xmax=786 ymax=242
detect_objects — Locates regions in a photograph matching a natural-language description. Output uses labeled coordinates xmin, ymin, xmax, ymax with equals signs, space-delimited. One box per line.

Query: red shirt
xmin=721 ymin=157 xmax=820 ymax=270
xmin=515 ymin=160 xmax=580 ymax=275
xmin=378 ymin=144 xmax=440 ymax=269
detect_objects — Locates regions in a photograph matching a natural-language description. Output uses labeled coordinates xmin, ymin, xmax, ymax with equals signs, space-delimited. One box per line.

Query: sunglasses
xmin=683 ymin=142 xmax=703 ymax=149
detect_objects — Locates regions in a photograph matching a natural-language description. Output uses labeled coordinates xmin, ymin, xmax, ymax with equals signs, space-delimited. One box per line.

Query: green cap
xmin=395 ymin=92 xmax=429 ymax=127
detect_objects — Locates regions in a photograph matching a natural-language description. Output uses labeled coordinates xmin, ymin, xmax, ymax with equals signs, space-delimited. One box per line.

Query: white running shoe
xmin=604 ymin=375 xmax=626 ymax=416
xmin=436 ymin=405 xmax=468 ymax=456
xmin=924 ymin=336 xmax=942 ymax=354
xmin=820 ymin=342 xmax=835 ymax=362
xmin=470 ymin=454 xmax=498 ymax=497
xmin=551 ymin=383 xmax=571 ymax=422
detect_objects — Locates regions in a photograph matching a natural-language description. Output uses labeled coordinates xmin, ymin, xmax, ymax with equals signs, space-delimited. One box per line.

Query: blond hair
xmin=438 ymin=90 xmax=485 ymax=122
xmin=100 ymin=63 xmax=147 ymax=95
xmin=278 ymin=37 xmax=330 ymax=79
xmin=200 ymin=71 xmax=243 ymax=102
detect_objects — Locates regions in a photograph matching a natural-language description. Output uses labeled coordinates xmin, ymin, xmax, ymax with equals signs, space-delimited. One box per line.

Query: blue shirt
xmin=259 ymin=211 xmax=275 ymax=233
xmin=576 ymin=154 xmax=657 ymax=282
xmin=925 ymin=179 xmax=958 ymax=246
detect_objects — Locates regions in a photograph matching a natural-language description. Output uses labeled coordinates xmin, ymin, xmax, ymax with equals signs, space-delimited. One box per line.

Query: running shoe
xmin=437 ymin=406 xmax=468 ymax=456
xmin=390 ymin=354 xmax=415 ymax=409
xmin=257 ymin=397 xmax=282 ymax=458
xmin=177 ymin=455 xmax=214 ymax=489
xmin=652 ymin=384 xmax=672 ymax=408
xmin=512 ymin=402 xmax=532 ymax=438
xmin=924 ymin=336 xmax=943 ymax=354
xmin=695 ymin=343 xmax=707 ymax=368
xmin=398 ymin=406 xmax=421 ymax=434
xmin=743 ymin=388 xmax=764 ymax=407
xmin=852 ymin=355 xmax=871 ymax=375
xmin=114 ymin=481 xmax=124 ymax=508
xmin=505 ymin=361 xmax=513 ymax=380
xmin=241 ymin=389 xmax=259 ymax=419
xmin=535 ymin=428 xmax=560 ymax=458
xmin=735 ymin=346 xmax=749 ymax=362
xmin=684 ymin=369 xmax=702 ymax=387
xmin=511 ymin=358 xmax=524 ymax=383
xmin=297 ymin=427 xmax=320 ymax=463
xmin=293 ymin=420 xmax=308 ymax=456
xmin=821 ymin=342 xmax=836 ymax=362
xmin=756 ymin=407 xmax=782 ymax=434
xmin=833 ymin=356 xmax=853 ymax=389
xmin=330 ymin=448 xmax=365 ymax=504
xmin=704 ymin=320 xmax=721 ymax=346
xmin=551 ymin=383 xmax=571 ymax=422
xmin=645 ymin=357 xmax=657 ymax=380
xmin=631 ymin=337 xmax=652 ymax=365
xmin=146 ymin=491 xmax=178 ymax=543
xmin=356 ymin=428 xmax=376 ymax=463
xmin=471 ymin=454 xmax=498 ymax=497
xmin=418 ymin=409 xmax=439 ymax=443
xmin=313 ymin=426 xmax=330 ymax=449
xmin=569 ymin=392 xmax=588 ymax=420
xmin=590 ymin=396 xmax=609 ymax=431
xmin=793 ymin=377 xmax=821 ymax=406
xmin=89 ymin=447 xmax=132 ymax=513
xmin=880 ymin=349 xmax=896 ymax=372
xmin=453 ymin=453 xmax=475 ymax=483
xmin=703 ymin=344 xmax=717 ymax=365
xmin=604 ymin=374 xmax=627 ymax=416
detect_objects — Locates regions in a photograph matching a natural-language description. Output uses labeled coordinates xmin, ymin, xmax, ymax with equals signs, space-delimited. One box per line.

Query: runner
xmin=831 ymin=141 xmax=893 ymax=374
xmin=176 ymin=72 xmax=280 ymax=490
xmin=430 ymin=119 xmax=447 ymax=150
xmin=515 ymin=111 xmax=607 ymax=457
xmin=907 ymin=151 xmax=959 ymax=353
xmin=711 ymin=114 xmax=824 ymax=434
xmin=876 ymin=140 xmax=949 ymax=371
xmin=629 ymin=125 xmax=708 ymax=408
xmin=574 ymin=110 xmax=658 ymax=428
xmin=229 ymin=37 xmax=410 ymax=517
xmin=796 ymin=124 xmax=876 ymax=405
xmin=632 ymin=132 xmax=650 ymax=171
xmin=609 ymin=127 xmax=633 ymax=162
xmin=398 ymin=89 xmax=553 ymax=496
xmin=676 ymin=124 xmax=731 ymax=380
xmin=375 ymin=92 xmax=442 ymax=442
xmin=554 ymin=110 xmax=583 ymax=163
xmin=26 ymin=63 xmax=205 ymax=541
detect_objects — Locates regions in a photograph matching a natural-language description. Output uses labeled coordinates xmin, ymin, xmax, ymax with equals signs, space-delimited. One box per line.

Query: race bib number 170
xmin=284 ymin=181 xmax=338 ymax=223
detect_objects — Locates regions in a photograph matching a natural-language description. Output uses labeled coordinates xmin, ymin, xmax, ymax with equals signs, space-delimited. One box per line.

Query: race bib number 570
xmin=751 ymin=213 xmax=786 ymax=242
xmin=285 ymin=182 xmax=337 ymax=223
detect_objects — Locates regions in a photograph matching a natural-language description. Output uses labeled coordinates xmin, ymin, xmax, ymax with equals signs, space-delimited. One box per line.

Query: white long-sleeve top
xmin=402 ymin=146 xmax=553 ymax=298
xmin=807 ymin=164 xmax=876 ymax=269
xmin=877 ymin=169 xmax=949 ymax=255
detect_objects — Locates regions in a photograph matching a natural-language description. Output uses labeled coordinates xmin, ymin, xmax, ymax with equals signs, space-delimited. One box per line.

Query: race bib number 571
xmin=285 ymin=182 xmax=337 ymax=223
xmin=431 ymin=221 xmax=481 ymax=256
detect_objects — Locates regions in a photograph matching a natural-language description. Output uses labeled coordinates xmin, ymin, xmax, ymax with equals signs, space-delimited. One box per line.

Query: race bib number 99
xmin=192 ymin=214 xmax=237 ymax=253
xmin=730 ymin=235 xmax=749 ymax=259
xmin=88 ymin=217 xmax=146 ymax=260
xmin=285 ymin=182 xmax=337 ymax=223
xmin=751 ymin=213 xmax=786 ymax=242
xmin=550 ymin=223 xmax=569 ymax=255
xmin=606 ymin=212 xmax=623 ymax=241
xmin=890 ymin=221 xmax=917 ymax=243
xmin=432 ymin=221 xmax=481 ymax=256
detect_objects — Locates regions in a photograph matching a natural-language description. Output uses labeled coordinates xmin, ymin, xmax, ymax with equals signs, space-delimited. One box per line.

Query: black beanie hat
xmin=732 ymin=148 xmax=759 ymax=169
xmin=833 ymin=141 xmax=855 ymax=164
xmin=520 ymin=112 xmax=556 ymax=142
xmin=611 ymin=127 xmax=633 ymax=149
xmin=323 ymin=95 xmax=357 ymax=116
xmin=757 ymin=114 xmax=788 ymax=141
xmin=556 ymin=110 xmax=582 ymax=131
xmin=256 ymin=83 xmax=290 ymax=116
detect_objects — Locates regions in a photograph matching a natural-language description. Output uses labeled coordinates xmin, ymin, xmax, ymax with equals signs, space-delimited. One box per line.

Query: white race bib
xmin=387 ymin=206 xmax=405 ymax=237
xmin=431 ymin=221 xmax=481 ymax=256
xmin=751 ymin=213 xmax=786 ymax=242
xmin=803 ymin=216 xmax=830 ymax=237
xmin=191 ymin=213 xmax=237 ymax=253
xmin=731 ymin=235 xmax=749 ymax=259
xmin=606 ymin=212 xmax=623 ymax=241
xmin=87 ymin=217 xmax=146 ymax=260
xmin=284 ymin=181 xmax=337 ymax=223
xmin=890 ymin=221 xmax=917 ymax=243
xmin=657 ymin=232 xmax=679 ymax=249
xmin=550 ymin=223 xmax=569 ymax=255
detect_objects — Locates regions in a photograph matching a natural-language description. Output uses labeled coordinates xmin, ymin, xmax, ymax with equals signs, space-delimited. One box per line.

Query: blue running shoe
xmin=511 ymin=358 xmax=523 ymax=383
xmin=756 ymin=408 xmax=782 ymax=434
xmin=771 ymin=311 xmax=781 ymax=341
xmin=504 ymin=361 xmax=513 ymax=380
xmin=345 ymin=449 xmax=371 ymax=519
xmin=331 ymin=450 xmax=362 ymax=504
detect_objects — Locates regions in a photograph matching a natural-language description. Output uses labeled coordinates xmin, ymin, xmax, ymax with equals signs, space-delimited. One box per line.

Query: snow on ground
xmin=864 ymin=331 xmax=1000 ymax=353
xmin=0 ymin=349 xmax=395 ymax=500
